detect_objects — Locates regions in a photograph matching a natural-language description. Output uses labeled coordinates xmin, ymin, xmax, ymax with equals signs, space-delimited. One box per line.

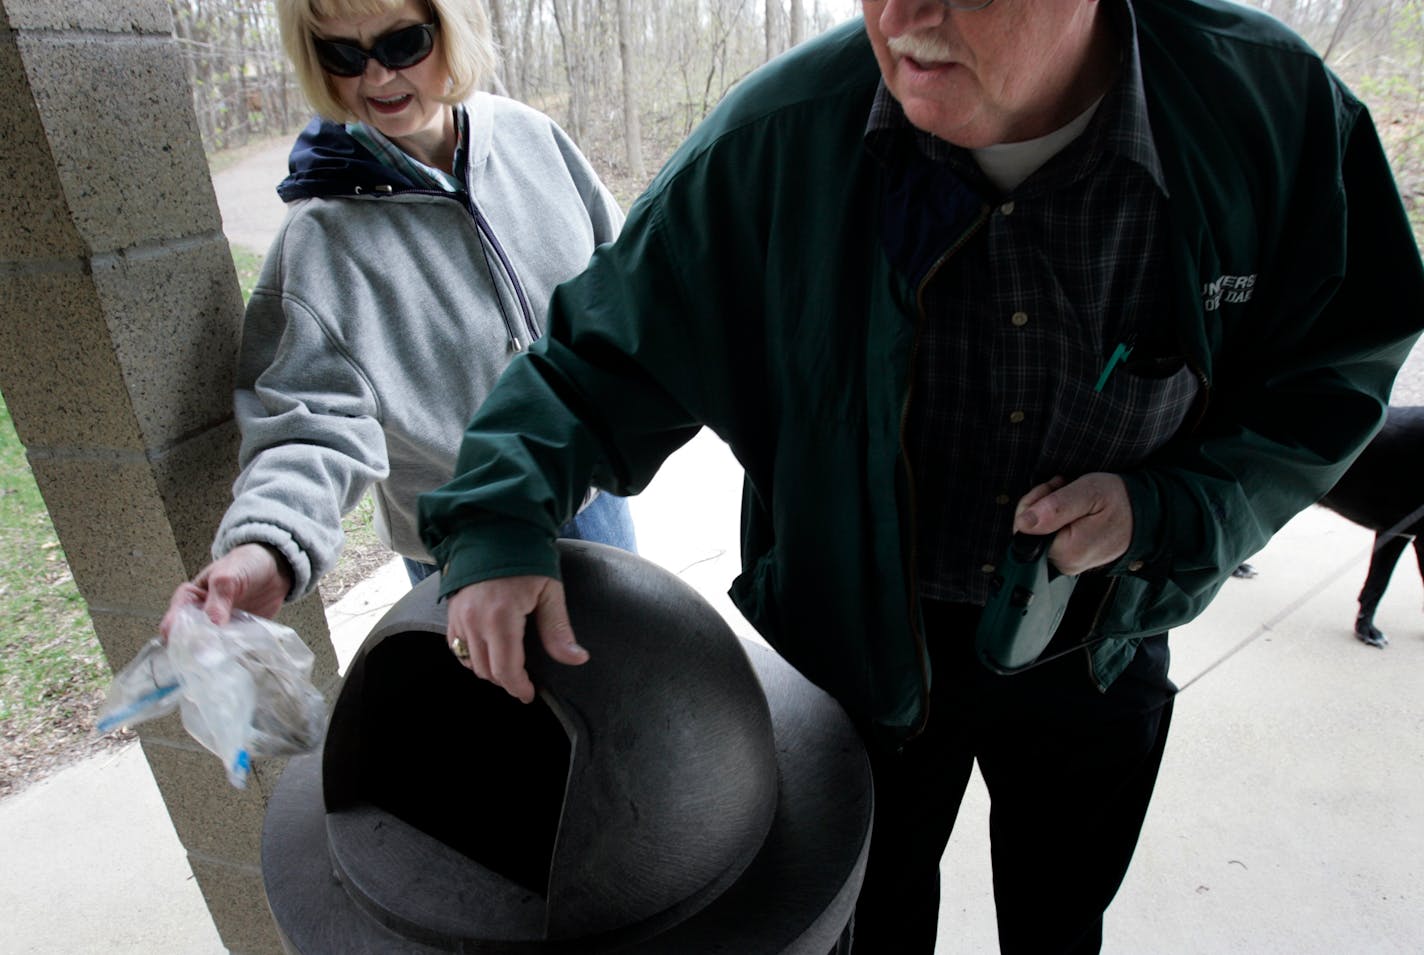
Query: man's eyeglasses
xmin=939 ymin=0 xmax=997 ymax=9
xmin=312 ymin=22 xmax=437 ymax=77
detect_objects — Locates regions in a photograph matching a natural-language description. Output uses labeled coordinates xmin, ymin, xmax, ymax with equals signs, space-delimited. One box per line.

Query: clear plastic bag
xmin=97 ymin=607 xmax=326 ymax=788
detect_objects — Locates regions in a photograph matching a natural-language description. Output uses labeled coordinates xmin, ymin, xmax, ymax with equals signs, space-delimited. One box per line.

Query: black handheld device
xmin=975 ymin=532 xmax=1079 ymax=675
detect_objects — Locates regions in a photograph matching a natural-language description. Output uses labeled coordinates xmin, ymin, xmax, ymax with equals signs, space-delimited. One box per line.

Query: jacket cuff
xmin=434 ymin=521 xmax=563 ymax=599
xmin=212 ymin=522 xmax=313 ymax=602
xmin=1105 ymin=471 xmax=1161 ymax=579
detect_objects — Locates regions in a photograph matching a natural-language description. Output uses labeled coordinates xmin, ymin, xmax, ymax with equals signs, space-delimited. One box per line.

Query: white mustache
xmin=887 ymin=33 xmax=957 ymax=64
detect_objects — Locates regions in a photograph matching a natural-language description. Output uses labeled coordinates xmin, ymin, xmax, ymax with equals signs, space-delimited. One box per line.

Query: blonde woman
xmin=165 ymin=0 xmax=633 ymax=631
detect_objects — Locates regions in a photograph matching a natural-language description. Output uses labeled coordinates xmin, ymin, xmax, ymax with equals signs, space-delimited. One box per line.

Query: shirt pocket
xmin=1043 ymin=359 xmax=1200 ymax=476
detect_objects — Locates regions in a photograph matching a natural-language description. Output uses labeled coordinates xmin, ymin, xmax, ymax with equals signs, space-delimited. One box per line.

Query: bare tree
xmin=517 ymin=0 xmax=539 ymax=106
xmin=549 ymin=0 xmax=591 ymax=141
xmin=1321 ymin=0 xmax=1367 ymax=61
xmin=487 ymin=0 xmax=517 ymax=98
xmin=169 ymin=0 xmax=302 ymax=151
xmin=171 ymin=0 xmax=1420 ymax=247
xmin=1246 ymin=0 xmax=1424 ymax=240
xmin=615 ymin=0 xmax=645 ymax=181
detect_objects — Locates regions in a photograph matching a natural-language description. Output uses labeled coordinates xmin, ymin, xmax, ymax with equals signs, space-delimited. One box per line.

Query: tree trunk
xmin=191 ymin=1 xmax=216 ymax=149
xmin=1320 ymin=0 xmax=1364 ymax=63
xmin=550 ymin=0 xmax=589 ymax=141
xmin=615 ymin=0 xmax=645 ymax=181
xmin=519 ymin=0 xmax=537 ymax=103
xmin=765 ymin=0 xmax=777 ymax=61
xmin=790 ymin=0 xmax=804 ymax=46
xmin=235 ymin=1 xmax=250 ymax=145
xmin=487 ymin=0 xmax=517 ymax=98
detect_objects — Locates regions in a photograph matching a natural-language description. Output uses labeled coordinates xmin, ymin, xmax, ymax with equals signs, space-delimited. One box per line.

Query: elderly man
xmin=421 ymin=0 xmax=1424 ymax=951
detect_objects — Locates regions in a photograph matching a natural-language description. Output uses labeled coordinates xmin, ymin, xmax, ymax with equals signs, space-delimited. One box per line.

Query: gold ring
xmin=449 ymin=637 xmax=469 ymax=660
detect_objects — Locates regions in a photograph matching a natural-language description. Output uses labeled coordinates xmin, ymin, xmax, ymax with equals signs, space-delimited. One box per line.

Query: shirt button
xmin=1128 ymin=560 xmax=1145 ymax=573
xmin=981 ymin=563 xmax=996 ymax=575
xmin=995 ymin=494 xmax=1011 ymax=505
xmin=1000 ymin=201 xmax=1016 ymax=216
xmin=1008 ymin=410 xmax=1026 ymax=424
xmin=1010 ymin=311 xmax=1029 ymax=327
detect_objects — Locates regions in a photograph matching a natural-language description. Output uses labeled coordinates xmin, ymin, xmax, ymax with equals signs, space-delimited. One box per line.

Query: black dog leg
xmin=1414 ymin=536 xmax=1424 ymax=628
xmin=1356 ymin=532 xmax=1411 ymax=647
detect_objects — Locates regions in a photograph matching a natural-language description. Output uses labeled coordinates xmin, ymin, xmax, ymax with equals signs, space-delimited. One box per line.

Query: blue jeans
xmin=403 ymin=492 xmax=637 ymax=587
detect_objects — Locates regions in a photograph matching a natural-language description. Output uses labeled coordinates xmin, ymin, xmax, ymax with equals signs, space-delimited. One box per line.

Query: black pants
xmin=850 ymin=592 xmax=1176 ymax=954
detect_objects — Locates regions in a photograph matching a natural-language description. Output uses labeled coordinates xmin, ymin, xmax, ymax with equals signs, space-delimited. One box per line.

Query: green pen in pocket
xmin=1094 ymin=341 xmax=1135 ymax=393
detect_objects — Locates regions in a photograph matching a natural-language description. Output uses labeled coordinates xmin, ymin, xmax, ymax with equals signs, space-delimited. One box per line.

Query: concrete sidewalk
xmin=2 ymin=431 xmax=1422 ymax=953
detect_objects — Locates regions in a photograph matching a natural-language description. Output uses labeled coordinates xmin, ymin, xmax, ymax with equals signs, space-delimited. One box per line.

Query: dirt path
xmin=210 ymin=136 xmax=291 ymax=254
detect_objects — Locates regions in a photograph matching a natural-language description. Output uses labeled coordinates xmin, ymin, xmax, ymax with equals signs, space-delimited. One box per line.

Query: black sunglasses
xmin=312 ymin=22 xmax=437 ymax=78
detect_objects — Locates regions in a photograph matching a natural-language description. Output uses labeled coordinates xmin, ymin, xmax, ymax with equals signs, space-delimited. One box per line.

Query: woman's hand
xmin=160 ymin=543 xmax=293 ymax=639
xmin=1013 ymin=472 xmax=1133 ymax=576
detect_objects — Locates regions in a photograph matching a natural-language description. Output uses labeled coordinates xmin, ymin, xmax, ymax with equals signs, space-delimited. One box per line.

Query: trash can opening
xmin=353 ymin=631 xmax=570 ymax=896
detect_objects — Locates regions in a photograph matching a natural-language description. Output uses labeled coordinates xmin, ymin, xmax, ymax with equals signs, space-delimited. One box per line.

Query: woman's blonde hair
xmin=277 ymin=0 xmax=497 ymax=123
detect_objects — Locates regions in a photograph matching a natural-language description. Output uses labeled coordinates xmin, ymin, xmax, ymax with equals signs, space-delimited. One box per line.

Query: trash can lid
xmin=263 ymin=540 xmax=872 ymax=953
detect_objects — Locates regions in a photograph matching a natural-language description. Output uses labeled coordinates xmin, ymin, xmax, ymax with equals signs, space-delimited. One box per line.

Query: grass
xmin=232 ymin=246 xmax=264 ymax=299
xmin=0 ymin=398 xmax=107 ymax=730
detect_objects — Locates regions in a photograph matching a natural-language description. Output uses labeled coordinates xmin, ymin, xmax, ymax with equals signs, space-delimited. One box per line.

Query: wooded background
xmin=173 ymin=0 xmax=847 ymax=182
xmin=172 ymin=0 xmax=1422 ymax=220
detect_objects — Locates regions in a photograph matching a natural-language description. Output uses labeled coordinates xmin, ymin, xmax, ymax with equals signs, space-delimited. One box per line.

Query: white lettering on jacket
xmin=1202 ymin=273 xmax=1257 ymax=311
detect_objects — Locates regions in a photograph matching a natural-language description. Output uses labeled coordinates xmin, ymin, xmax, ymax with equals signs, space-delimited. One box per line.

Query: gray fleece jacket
xmin=213 ymin=93 xmax=623 ymax=599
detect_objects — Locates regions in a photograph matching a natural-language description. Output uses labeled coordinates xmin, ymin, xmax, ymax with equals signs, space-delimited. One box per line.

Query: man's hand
xmin=1013 ymin=472 xmax=1133 ymax=576
xmin=445 ymin=576 xmax=587 ymax=703
xmin=160 ymin=542 xmax=294 ymax=639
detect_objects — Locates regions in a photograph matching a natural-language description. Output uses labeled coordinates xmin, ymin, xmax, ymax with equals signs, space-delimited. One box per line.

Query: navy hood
xmin=276 ymin=117 xmax=422 ymax=202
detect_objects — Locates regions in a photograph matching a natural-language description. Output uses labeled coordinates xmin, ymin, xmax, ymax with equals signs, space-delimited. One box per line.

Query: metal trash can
xmin=262 ymin=540 xmax=872 ymax=953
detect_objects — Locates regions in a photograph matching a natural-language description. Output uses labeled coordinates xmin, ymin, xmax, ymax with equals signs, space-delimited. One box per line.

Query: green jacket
xmin=421 ymin=1 xmax=1424 ymax=733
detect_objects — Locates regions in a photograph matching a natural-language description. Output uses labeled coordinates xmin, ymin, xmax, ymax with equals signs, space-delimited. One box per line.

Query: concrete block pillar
xmin=0 ymin=3 xmax=336 ymax=952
